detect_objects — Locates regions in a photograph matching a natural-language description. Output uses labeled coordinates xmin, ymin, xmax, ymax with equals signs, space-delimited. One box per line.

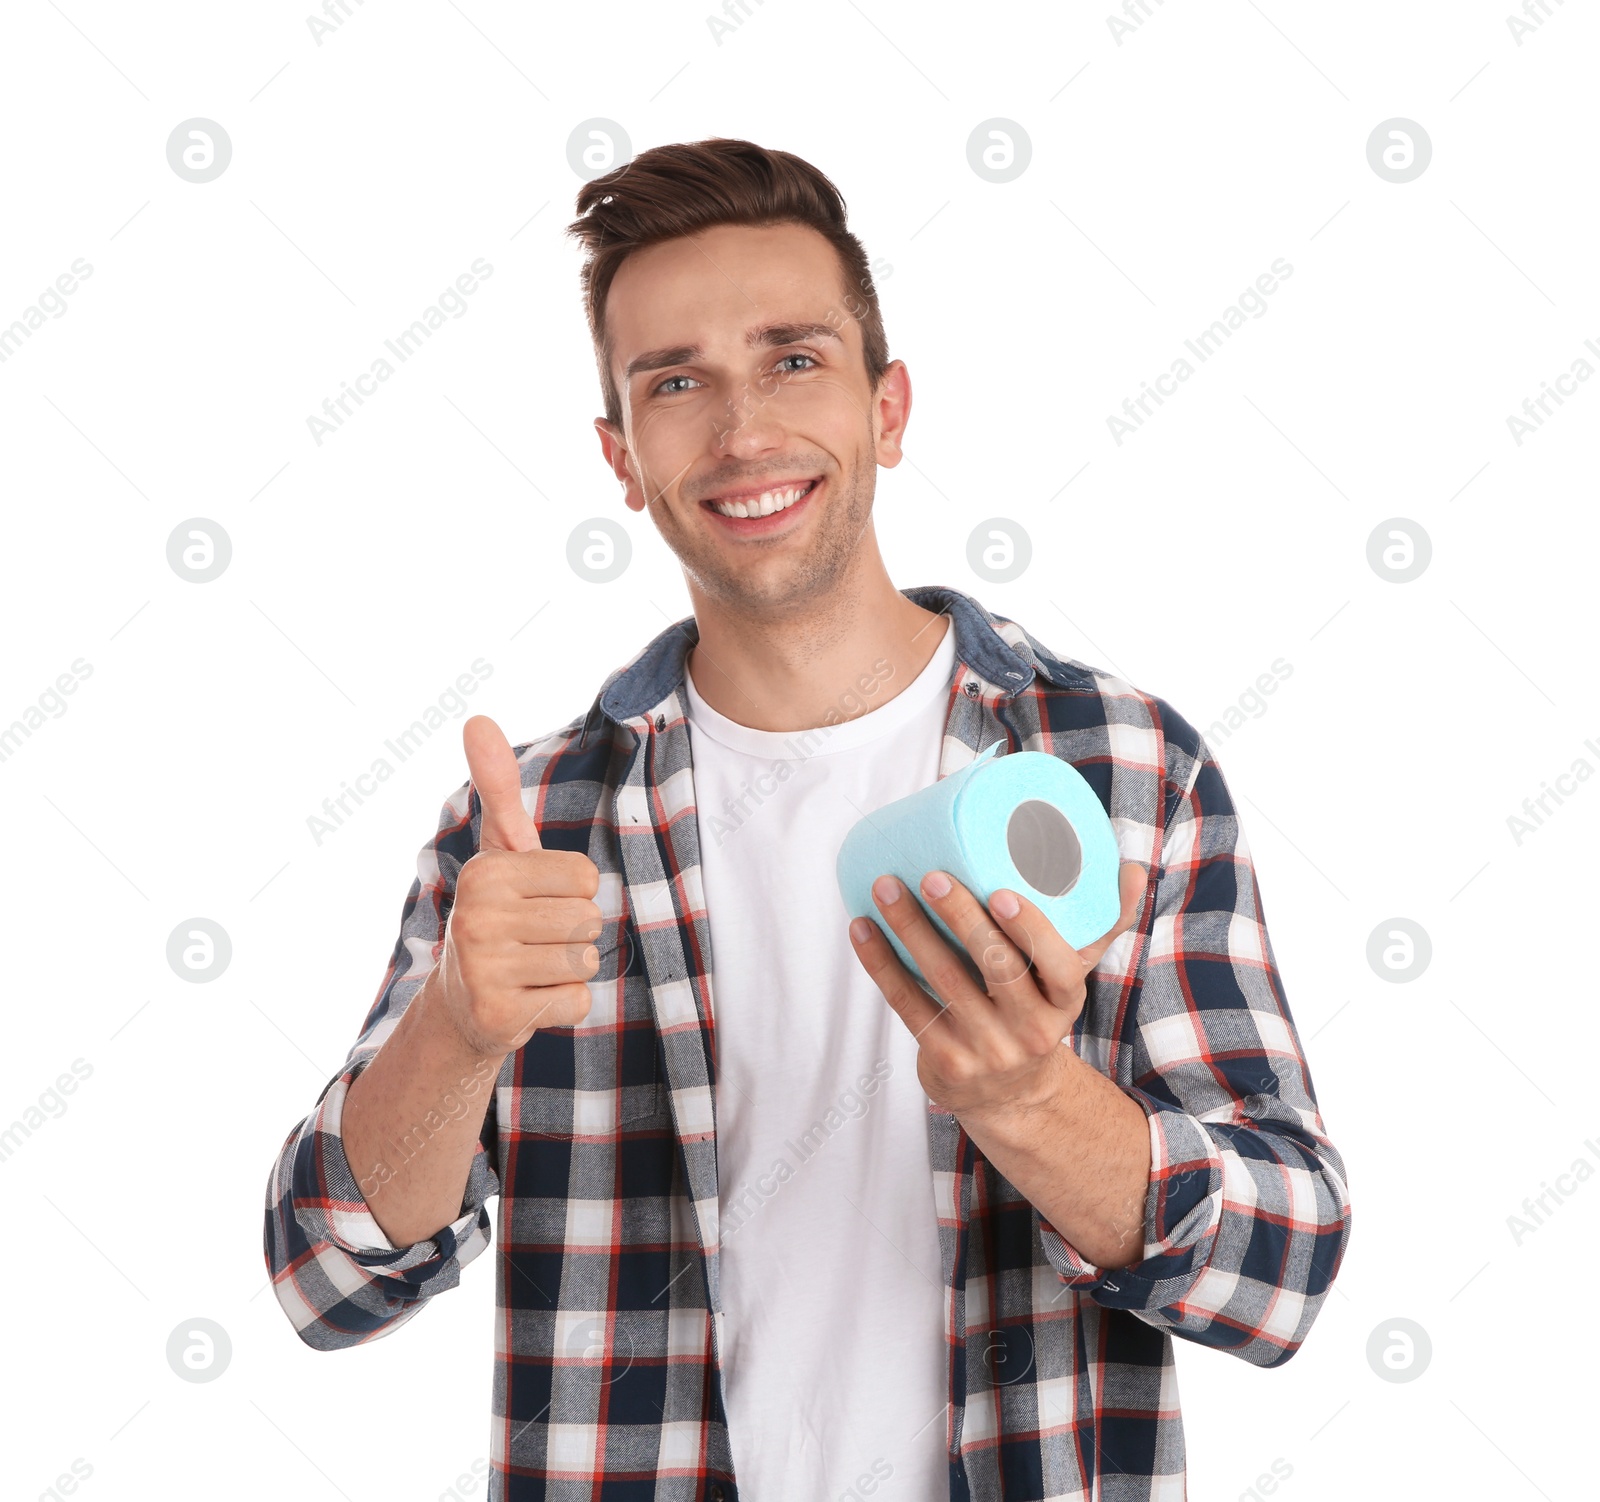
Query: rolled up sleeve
xmin=262 ymin=779 xmax=501 ymax=1351
xmin=1037 ymin=730 xmax=1352 ymax=1367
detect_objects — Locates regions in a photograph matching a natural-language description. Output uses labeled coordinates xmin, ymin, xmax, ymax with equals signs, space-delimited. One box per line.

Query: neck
xmin=684 ymin=550 xmax=949 ymax=734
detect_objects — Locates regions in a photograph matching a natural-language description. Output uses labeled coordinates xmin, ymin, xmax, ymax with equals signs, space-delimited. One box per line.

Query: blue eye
xmin=652 ymin=353 xmax=817 ymax=398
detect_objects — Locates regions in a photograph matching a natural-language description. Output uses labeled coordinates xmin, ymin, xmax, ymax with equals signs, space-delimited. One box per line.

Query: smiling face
xmin=595 ymin=220 xmax=909 ymax=621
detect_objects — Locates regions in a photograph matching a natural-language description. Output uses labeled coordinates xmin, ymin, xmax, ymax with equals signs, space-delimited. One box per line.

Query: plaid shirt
xmin=264 ymin=583 xmax=1351 ymax=1502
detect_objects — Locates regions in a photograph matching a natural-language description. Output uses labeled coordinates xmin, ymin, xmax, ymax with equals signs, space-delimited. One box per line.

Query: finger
xmin=956 ymin=882 xmax=1085 ymax=1017
xmin=870 ymin=875 xmax=994 ymax=1019
xmin=501 ymin=892 xmax=602 ymax=946
xmin=913 ymin=872 xmax=1038 ymax=1000
xmin=474 ymin=938 xmax=601 ymax=994
xmin=847 ymin=914 xmax=946 ymax=1044
xmin=463 ymin=715 xmax=542 ymax=853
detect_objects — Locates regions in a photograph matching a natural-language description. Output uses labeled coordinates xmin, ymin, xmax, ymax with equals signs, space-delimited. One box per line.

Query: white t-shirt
xmin=683 ymin=618 xmax=958 ymax=1502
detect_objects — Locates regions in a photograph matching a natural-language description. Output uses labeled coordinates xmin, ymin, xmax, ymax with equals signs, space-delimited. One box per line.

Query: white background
xmin=1 ymin=1 xmax=1595 ymax=1498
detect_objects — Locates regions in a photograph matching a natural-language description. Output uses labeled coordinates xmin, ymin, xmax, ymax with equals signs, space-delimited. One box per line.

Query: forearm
xmin=957 ymin=1043 xmax=1151 ymax=1270
xmin=341 ymin=972 xmax=507 ymax=1247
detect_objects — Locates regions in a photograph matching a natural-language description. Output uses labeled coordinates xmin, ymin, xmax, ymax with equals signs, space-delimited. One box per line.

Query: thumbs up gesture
xmin=427 ymin=716 xmax=600 ymax=1057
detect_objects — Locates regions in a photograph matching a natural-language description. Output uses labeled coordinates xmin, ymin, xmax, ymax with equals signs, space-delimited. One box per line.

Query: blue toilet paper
xmin=835 ymin=741 xmax=1122 ymax=999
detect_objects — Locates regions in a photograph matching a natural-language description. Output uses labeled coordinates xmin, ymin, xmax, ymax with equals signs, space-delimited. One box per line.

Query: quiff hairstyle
xmin=565 ymin=137 xmax=890 ymax=430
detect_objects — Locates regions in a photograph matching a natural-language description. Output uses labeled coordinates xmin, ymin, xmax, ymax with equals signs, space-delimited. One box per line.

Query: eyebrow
xmin=622 ymin=321 xmax=844 ymax=384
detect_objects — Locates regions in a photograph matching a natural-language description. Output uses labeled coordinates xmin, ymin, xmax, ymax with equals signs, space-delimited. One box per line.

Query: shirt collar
xmin=581 ymin=584 xmax=1094 ymax=747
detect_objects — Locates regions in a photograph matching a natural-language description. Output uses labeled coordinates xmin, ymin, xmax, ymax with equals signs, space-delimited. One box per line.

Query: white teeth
xmin=710 ymin=480 xmax=813 ymax=519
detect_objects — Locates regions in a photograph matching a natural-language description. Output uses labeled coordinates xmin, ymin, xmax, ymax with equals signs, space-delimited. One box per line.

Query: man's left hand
xmin=848 ymin=862 xmax=1148 ymax=1118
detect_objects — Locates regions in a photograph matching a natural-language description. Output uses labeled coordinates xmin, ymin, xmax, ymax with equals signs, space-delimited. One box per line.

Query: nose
xmin=711 ymin=382 xmax=787 ymax=460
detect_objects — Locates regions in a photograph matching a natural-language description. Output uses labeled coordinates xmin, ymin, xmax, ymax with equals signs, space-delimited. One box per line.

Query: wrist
xmin=414 ymin=971 xmax=510 ymax=1073
xmin=959 ymin=1043 xmax=1074 ymax=1133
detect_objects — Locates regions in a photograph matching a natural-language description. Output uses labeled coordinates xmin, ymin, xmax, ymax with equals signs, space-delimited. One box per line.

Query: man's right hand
xmin=425 ymin=715 xmax=600 ymax=1057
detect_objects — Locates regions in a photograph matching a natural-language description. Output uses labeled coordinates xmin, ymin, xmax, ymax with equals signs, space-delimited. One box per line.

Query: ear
xmin=872 ymin=360 xmax=912 ymax=468
xmin=595 ymin=417 xmax=646 ymax=512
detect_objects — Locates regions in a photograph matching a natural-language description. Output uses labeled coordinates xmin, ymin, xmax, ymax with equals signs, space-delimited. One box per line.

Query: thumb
xmin=463 ymin=715 xmax=542 ymax=853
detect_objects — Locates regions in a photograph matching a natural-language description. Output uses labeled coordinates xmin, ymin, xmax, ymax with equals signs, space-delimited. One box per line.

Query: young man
xmin=265 ymin=138 xmax=1351 ymax=1502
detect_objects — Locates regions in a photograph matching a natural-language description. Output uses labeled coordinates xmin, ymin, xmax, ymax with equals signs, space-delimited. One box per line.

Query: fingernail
xmin=991 ymin=889 xmax=1019 ymax=919
xmin=922 ymin=870 xmax=951 ymax=900
xmin=849 ymin=917 xmax=873 ymax=944
xmin=873 ymin=875 xmax=901 ymax=904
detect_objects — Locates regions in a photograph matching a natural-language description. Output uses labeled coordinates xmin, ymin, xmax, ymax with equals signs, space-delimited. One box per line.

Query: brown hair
xmin=565 ymin=137 xmax=890 ymax=430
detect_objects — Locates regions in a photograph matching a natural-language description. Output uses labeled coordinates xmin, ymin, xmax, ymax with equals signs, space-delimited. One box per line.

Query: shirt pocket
xmin=514 ymin=910 xmax=667 ymax=1133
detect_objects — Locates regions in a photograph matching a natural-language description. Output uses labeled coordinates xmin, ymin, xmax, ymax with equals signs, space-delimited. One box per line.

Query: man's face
xmin=596 ymin=220 xmax=908 ymax=617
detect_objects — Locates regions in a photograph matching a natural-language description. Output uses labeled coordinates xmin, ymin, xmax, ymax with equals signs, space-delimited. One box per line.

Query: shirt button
xmin=709 ymin=1485 xmax=726 ymax=1502
xmin=964 ymin=681 xmax=980 ymax=697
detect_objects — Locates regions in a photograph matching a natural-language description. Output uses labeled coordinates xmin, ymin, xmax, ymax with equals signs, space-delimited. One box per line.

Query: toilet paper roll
xmin=835 ymin=741 xmax=1121 ymax=999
